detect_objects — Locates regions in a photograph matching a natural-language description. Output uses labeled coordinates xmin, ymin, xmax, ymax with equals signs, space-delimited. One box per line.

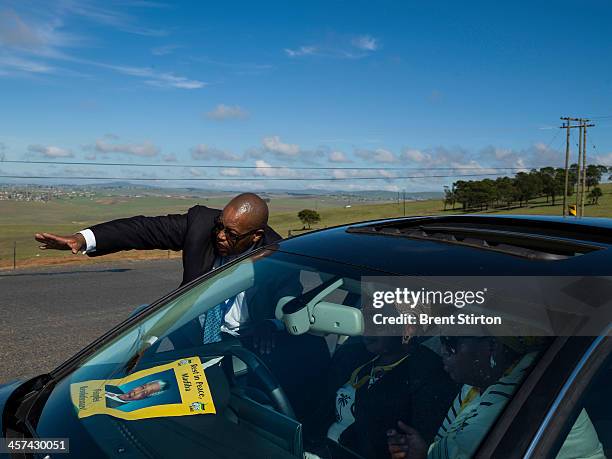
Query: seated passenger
xmin=387 ymin=336 xmax=605 ymax=459
xmin=304 ymin=335 xmax=458 ymax=459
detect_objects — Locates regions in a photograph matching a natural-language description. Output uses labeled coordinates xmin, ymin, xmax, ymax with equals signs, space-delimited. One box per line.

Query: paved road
xmin=0 ymin=259 xmax=182 ymax=383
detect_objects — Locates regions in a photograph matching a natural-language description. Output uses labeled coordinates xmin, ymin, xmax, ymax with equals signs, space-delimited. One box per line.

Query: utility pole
xmin=562 ymin=119 xmax=571 ymax=217
xmin=560 ymin=117 xmax=584 ymax=217
xmin=576 ymin=120 xmax=583 ymax=212
xmin=579 ymin=121 xmax=594 ymax=216
xmin=403 ymin=190 xmax=406 ymax=216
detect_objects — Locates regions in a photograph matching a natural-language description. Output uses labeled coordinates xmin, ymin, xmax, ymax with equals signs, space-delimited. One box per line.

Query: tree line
xmin=444 ymin=164 xmax=610 ymax=211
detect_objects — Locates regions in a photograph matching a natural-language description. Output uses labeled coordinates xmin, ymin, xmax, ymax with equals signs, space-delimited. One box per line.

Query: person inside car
xmin=387 ymin=336 xmax=605 ymax=459
xmin=304 ymin=333 xmax=458 ymax=459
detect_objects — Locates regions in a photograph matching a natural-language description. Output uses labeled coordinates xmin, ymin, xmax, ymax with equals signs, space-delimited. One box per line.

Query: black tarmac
xmin=0 ymin=259 xmax=182 ymax=383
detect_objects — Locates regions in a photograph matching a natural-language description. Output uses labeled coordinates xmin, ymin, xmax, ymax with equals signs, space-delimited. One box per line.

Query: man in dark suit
xmin=35 ymin=192 xmax=279 ymax=286
xmin=34 ymin=193 xmax=292 ymax=350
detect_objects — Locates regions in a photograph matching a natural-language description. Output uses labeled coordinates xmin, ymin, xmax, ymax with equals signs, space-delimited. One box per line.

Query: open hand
xmin=252 ymin=321 xmax=277 ymax=355
xmin=34 ymin=232 xmax=86 ymax=254
xmin=387 ymin=421 xmax=428 ymax=459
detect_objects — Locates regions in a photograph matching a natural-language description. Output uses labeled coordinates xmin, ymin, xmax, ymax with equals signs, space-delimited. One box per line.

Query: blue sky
xmin=1 ymin=0 xmax=611 ymax=191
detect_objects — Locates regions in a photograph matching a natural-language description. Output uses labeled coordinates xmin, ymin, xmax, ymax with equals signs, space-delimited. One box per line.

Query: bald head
xmin=215 ymin=193 xmax=269 ymax=256
xmin=223 ymin=193 xmax=269 ymax=231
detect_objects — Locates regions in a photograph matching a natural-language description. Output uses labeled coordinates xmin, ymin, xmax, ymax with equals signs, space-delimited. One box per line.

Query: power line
xmin=0 ymin=172 xmax=526 ymax=182
xmin=0 ymin=159 xmax=558 ymax=171
xmin=585 ymin=115 xmax=612 ymax=120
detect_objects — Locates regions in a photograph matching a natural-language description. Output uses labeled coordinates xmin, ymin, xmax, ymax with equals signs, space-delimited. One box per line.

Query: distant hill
xmin=0 ymin=180 xmax=443 ymax=200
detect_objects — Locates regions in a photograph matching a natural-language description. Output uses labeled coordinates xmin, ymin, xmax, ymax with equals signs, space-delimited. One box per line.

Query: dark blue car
xmin=1 ymin=215 xmax=611 ymax=459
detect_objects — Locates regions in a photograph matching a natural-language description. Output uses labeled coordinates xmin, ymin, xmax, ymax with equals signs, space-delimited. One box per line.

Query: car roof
xmin=274 ymin=214 xmax=612 ymax=276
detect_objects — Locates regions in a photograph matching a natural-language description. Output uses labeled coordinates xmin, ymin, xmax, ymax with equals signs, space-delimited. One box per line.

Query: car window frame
xmin=475 ymin=334 xmax=611 ymax=459
xmin=524 ymin=333 xmax=611 ymax=459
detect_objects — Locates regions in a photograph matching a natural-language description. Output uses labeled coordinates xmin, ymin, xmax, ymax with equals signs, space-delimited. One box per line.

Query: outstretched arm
xmin=36 ymin=212 xmax=190 ymax=257
xmin=88 ymin=213 xmax=189 ymax=255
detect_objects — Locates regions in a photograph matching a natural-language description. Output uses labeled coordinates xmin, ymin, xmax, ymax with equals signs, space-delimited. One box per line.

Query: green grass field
xmin=1 ymin=184 xmax=611 ymax=268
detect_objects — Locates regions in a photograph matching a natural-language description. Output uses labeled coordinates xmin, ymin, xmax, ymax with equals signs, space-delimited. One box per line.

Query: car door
xmin=478 ymin=335 xmax=611 ymax=458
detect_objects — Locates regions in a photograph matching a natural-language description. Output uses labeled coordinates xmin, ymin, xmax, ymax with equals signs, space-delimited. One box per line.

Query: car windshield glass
xmin=74 ymin=248 xmax=378 ymax=373
xmin=34 ymin=248 xmax=386 ymax=458
xmin=31 ymin=248 xmax=584 ymax=459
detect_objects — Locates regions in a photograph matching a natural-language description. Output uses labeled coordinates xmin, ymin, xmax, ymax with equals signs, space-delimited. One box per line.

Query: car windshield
xmin=31 ymin=247 xmax=605 ymax=459
xmin=73 ymin=248 xmax=379 ymax=374
xmin=34 ymin=248 xmax=385 ymax=458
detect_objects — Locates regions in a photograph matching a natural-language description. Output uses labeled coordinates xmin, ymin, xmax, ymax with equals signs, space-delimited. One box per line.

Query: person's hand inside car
xmin=35 ymin=232 xmax=86 ymax=254
xmin=387 ymin=421 xmax=428 ymax=459
xmin=252 ymin=320 xmax=277 ymax=355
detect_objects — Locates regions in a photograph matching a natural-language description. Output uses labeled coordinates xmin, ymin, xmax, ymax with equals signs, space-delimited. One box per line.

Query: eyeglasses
xmin=213 ymin=217 xmax=261 ymax=246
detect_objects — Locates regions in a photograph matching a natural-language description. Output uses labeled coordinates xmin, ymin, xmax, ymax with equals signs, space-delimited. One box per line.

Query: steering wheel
xmin=223 ymin=345 xmax=297 ymax=420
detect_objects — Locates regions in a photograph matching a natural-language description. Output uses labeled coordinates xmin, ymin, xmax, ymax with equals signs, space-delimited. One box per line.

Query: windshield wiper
xmin=9 ymin=374 xmax=55 ymax=438
xmin=124 ymin=335 xmax=159 ymax=374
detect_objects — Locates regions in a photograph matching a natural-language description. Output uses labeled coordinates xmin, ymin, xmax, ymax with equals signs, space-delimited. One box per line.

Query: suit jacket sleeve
xmin=88 ymin=213 xmax=188 ymax=256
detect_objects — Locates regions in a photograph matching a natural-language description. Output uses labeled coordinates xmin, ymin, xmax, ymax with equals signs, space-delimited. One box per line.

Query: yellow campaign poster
xmin=70 ymin=356 xmax=218 ymax=421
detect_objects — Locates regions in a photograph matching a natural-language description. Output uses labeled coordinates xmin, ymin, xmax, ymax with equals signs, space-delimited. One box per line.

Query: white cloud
xmin=191 ymin=144 xmax=241 ymax=161
xmin=206 ymin=104 xmax=249 ymax=120
xmin=162 ymin=153 xmax=177 ymax=162
xmin=100 ymin=64 xmax=205 ymax=89
xmin=329 ymin=150 xmax=350 ymax=162
xmin=0 ymin=10 xmax=201 ymax=89
xmin=254 ymin=159 xmax=297 ymax=177
xmin=478 ymin=143 xmax=561 ymax=170
xmin=373 ymin=149 xmax=397 ymax=162
xmin=254 ymin=160 xmax=275 ymax=177
xmin=0 ymin=10 xmax=71 ymax=75
xmin=143 ymin=72 xmax=206 ymax=89
xmin=356 ymin=148 xmax=398 ymax=163
xmin=284 ymin=46 xmax=317 ymax=57
xmin=0 ymin=9 xmax=76 ymax=56
xmin=0 ymin=55 xmax=54 ymax=74
xmin=189 ymin=167 xmax=203 ymax=177
xmin=330 ymin=169 xmax=397 ymax=180
xmin=0 ymin=6 xmax=177 ymax=84
xmin=351 ymin=35 xmax=379 ymax=51
xmin=284 ymin=34 xmax=380 ymax=60
xmin=57 ymin=1 xmax=168 ymax=37
xmin=94 ymin=139 xmax=159 ymax=157
xmin=28 ymin=144 xmax=73 ymax=158
xmin=262 ymin=136 xmax=300 ymax=157
xmin=220 ymin=168 xmax=241 ymax=177
xmin=401 ymin=148 xmax=430 ymax=162
xmin=593 ymin=152 xmax=612 ymax=166
xmin=331 ymin=169 xmax=358 ymax=179
xmin=377 ymin=169 xmax=397 ymax=178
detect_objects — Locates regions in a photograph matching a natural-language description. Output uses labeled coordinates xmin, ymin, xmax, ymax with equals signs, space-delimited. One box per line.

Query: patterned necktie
xmin=202 ymin=295 xmax=237 ymax=344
